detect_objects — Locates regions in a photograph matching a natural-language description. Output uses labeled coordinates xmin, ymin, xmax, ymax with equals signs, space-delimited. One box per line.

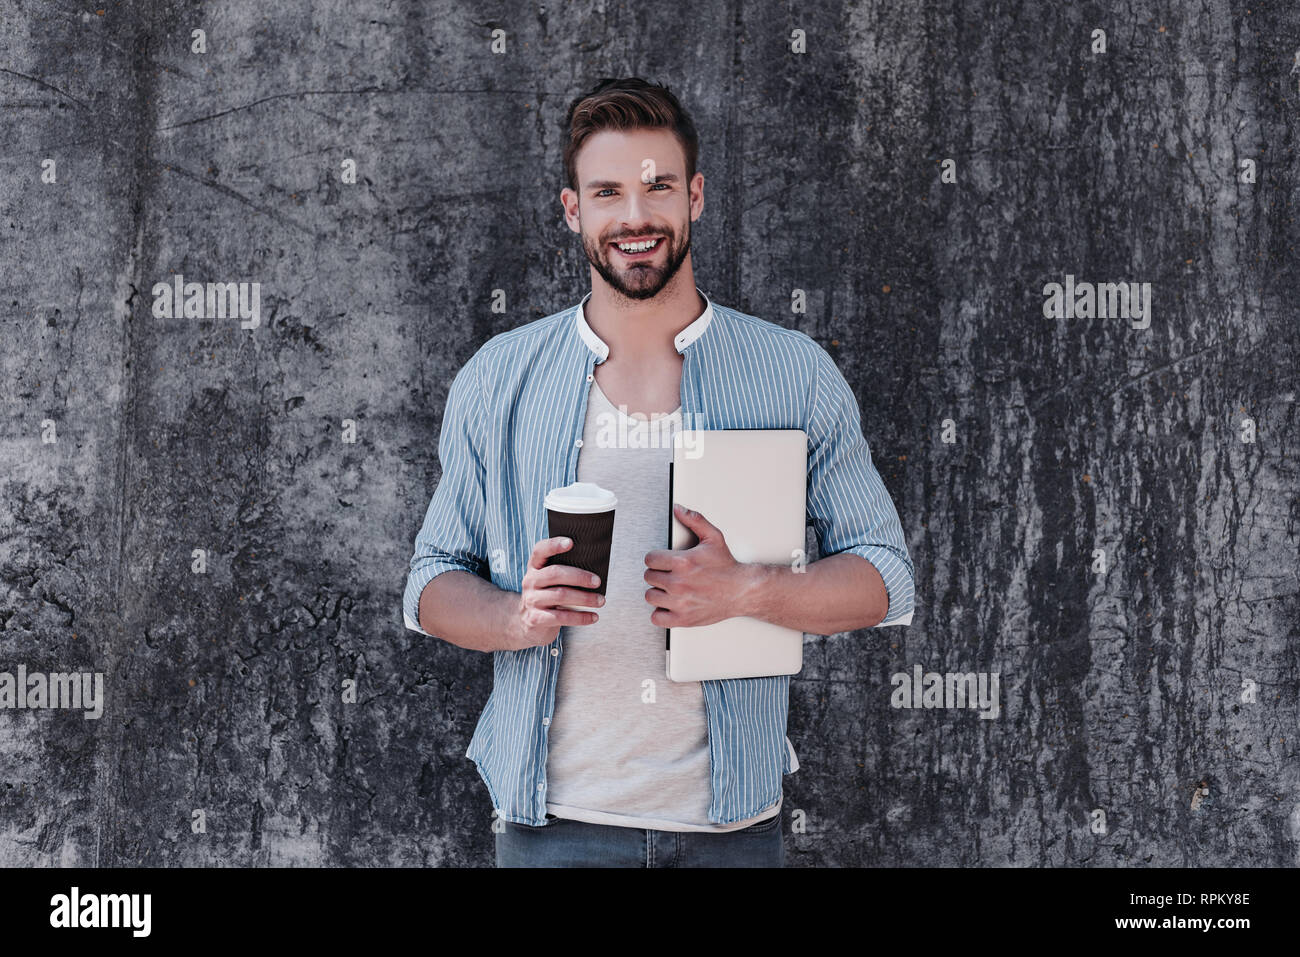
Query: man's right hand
xmin=506 ymin=537 xmax=604 ymax=650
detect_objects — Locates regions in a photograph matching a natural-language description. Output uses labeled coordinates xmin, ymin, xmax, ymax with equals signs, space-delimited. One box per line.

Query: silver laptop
xmin=665 ymin=429 xmax=807 ymax=682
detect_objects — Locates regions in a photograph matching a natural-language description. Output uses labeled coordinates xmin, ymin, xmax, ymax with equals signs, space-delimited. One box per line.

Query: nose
xmin=621 ymin=190 xmax=650 ymax=231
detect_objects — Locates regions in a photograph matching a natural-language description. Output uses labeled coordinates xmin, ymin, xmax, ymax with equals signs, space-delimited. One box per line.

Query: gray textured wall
xmin=1 ymin=0 xmax=1297 ymax=867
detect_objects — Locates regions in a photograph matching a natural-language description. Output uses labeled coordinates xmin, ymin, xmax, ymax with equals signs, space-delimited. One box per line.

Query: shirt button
xmin=574 ymin=438 xmax=583 ymax=448
xmin=586 ymin=373 xmax=594 ymax=382
xmin=550 ymin=647 xmax=559 ymax=656
xmin=537 ymin=782 xmax=546 ymax=791
xmin=542 ymin=716 xmax=551 ymax=726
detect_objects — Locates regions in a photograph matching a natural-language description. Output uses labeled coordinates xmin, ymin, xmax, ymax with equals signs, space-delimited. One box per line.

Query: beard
xmin=581 ymin=219 xmax=691 ymax=301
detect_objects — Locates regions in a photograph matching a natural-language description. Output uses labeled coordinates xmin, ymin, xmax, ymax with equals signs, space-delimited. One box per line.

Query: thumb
xmin=675 ymin=503 xmax=723 ymax=542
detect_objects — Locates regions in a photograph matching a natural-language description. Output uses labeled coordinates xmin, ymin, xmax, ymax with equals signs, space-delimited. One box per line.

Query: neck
xmin=584 ymin=263 xmax=705 ymax=361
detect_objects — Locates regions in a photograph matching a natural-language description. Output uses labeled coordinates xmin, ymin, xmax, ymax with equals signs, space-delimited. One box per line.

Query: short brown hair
xmin=562 ymin=77 xmax=699 ymax=192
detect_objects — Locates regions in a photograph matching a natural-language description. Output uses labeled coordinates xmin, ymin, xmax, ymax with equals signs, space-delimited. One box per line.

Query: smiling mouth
xmin=610 ymin=236 xmax=664 ymax=258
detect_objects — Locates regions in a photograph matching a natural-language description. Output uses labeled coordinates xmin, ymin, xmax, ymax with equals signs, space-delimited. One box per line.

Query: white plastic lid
xmin=544 ymin=481 xmax=617 ymax=514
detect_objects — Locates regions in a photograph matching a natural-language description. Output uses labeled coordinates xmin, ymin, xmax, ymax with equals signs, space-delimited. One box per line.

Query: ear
xmin=689 ymin=171 xmax=704 ymax=222
xmin=560 ymin=187 xmax=581 ymax=233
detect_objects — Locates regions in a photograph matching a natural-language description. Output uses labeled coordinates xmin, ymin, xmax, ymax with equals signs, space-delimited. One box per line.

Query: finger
xmin=533 ymin=563 xmax=602 ymax=590
xmin=532 ymin=608 xmax=600 ymax=630
xmin=644 ymin=586 xmax=673 ymax=607
xmin=528 ymin=536 xmax=576 ymax=570
xmin=643 ymin=548 xmax=677 ymax=571
xmin=642 ymin=568 xmax=669 ymax=588
xmin=533 ymin=586 xmax=606 ymax=610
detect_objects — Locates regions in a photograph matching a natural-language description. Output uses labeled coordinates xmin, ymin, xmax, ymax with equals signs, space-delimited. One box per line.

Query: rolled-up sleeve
xmin=806 ymin=345 xmax=915 ymax=626
xmin=403 ymin=351 xmax=490 ymax=635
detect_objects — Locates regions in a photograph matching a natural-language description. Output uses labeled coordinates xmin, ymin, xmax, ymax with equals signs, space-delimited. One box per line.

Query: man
xmin=403 ymin=77 xmax=915 ymax=867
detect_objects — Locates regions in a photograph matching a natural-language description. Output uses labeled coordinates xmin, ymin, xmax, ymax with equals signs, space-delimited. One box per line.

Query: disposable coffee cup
xmin=543 ymin=482 xmax=617 ymax=612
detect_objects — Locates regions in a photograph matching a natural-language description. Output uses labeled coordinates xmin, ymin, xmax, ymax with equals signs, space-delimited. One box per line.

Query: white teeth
xmin=616 ymin=238 xmax=659 ymax=252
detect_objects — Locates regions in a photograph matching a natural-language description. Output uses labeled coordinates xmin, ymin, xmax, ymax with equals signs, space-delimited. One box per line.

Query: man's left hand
xmin=643 ymin=504 xmax=755 ymax=628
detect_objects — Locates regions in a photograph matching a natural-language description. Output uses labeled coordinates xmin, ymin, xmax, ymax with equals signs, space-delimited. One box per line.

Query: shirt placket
xmin=678 ymin=346 xmax=723 ymax=821
xmin=676 ymin=345 xmax=726 ymax=822
xmin=534 ymin=349 xmax=604 ymax=821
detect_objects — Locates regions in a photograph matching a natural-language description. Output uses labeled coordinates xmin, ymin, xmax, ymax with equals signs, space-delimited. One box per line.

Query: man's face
xmin=562 ymin=128 xmax=703 ymax=301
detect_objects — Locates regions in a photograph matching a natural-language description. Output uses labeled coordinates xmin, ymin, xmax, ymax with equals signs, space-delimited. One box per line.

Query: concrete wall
xmin=1 ymin=0 xmax=1296 ymax=866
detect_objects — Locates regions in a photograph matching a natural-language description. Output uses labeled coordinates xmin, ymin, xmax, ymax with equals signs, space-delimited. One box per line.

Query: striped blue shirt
xmin=404 ymin=288 xmax=915 ymax=826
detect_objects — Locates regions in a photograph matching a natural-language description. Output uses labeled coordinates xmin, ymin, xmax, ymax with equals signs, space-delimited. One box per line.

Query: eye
xmin=649 ymin=182 xmax=669 ymax=190
xmin=596 ymin=188 xmax=616 ymax=197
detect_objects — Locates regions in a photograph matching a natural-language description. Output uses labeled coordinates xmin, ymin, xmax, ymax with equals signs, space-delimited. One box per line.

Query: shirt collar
xmin=574 ymin=286 xmax=715 ymax=363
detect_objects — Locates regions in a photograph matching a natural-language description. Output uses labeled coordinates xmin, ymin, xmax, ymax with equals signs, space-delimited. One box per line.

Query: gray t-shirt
xmin=544 ymin=379 xmax=782 ymax=831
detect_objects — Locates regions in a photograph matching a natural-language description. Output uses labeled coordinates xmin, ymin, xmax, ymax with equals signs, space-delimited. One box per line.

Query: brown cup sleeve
xmin=545 ymin=508 xmax=615 ymax=596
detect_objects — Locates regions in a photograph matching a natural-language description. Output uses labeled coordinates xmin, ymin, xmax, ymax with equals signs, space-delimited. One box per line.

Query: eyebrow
xmin=585 ymin=171 xmax=680 ymax=190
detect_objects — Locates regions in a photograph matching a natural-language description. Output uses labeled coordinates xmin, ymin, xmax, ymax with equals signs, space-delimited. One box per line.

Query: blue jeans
xmin=495 ymin=811 xmax=785 ymax=867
